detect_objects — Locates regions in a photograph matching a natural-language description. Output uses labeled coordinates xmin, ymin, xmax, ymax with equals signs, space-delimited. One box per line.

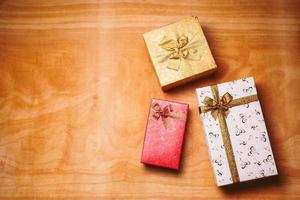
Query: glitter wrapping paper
xmin=141 ymin=99 xmax=189 ymax=170
xmin=143 ymin=16 xmax=217 ymax=91
xmin=196 ymin=77 xmax=278 ymax=186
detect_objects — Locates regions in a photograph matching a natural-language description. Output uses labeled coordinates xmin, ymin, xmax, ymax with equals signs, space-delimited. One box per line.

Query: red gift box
xmin=141 ymin=98 xmax=189 ymax=170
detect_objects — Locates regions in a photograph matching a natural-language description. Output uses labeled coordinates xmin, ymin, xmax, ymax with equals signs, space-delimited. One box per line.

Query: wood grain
xmin=0 ymin=0 xmax=300 ymax=199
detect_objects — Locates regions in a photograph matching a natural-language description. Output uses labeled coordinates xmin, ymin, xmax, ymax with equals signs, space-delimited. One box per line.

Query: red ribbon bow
xmin=151 ymin=103 xmax=184 ymax=128
xmin=152 ymin=103 xmax=174 ymax=120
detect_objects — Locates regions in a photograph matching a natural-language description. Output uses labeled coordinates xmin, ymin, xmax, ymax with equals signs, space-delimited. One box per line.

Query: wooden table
xmin=0 ymin=1 xmax=299 ymax=199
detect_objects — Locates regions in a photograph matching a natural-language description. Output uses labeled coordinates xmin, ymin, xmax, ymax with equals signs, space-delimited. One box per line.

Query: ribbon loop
xmin=177 ymin=35 xmax=188 ymax=48
xmin=221 ymin=92 xmax=233 ymax=105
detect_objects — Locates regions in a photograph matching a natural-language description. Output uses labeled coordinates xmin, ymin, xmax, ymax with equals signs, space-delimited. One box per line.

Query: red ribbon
xmin=151 ymin=103 xmax=174 ymax=120
xmin=151 ymin=103 xmax=185 ymax=128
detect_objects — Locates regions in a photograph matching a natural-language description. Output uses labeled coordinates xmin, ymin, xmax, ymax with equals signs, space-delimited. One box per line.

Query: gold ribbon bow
xmin=201 ymin=92 xmax=233 ymax=120
xmin=152 ymin=103 xmax=185 ymax=128
xmin=199 ymin=85 xmax=258 ymax=183
xmin=158 ymin=34 xmax=202 ymax=73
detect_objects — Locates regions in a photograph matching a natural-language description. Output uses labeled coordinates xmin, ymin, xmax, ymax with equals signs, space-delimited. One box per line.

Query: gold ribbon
xmin=157 ymin=34 xmax=202 ymax=75
xmin=152 ymin=103 xmax=185 ymax=128
xmin=199 ymin=85 xmax=258 ymax=183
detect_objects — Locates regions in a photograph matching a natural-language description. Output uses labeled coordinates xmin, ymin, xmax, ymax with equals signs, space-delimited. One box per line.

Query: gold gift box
xmin=143 ymin=16 xmax=217 ymax=91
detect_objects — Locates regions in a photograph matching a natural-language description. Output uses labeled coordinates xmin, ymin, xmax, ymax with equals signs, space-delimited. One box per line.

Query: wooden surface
xmin=0 ymin=0 xmax=300 ymax=199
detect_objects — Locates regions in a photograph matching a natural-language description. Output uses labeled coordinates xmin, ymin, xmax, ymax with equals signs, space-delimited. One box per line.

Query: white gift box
xmin=196 ymin=77 xmax=278 ymax=186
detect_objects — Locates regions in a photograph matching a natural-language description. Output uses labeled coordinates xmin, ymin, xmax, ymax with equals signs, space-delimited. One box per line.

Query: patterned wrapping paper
xmin=141 ymin=99 xmax=189 ymax=170
xmin=196 ymin=77 xmax=278 ymax=186
xmin=143 ymin=16 xmax=217 ymax=91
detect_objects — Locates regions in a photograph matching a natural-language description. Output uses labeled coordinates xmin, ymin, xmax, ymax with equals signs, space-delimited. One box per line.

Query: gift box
xmin=141 ymin=99 xmax=189 ymax=170
xmin=196 ymin=77 xmax=278 ymax=186
xmin=143 ymin=16 xmax=217 ymax=91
